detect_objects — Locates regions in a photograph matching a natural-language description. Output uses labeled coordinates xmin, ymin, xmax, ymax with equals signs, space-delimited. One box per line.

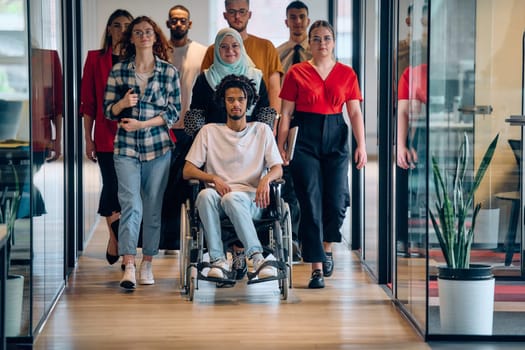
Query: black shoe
xmin=232 ymin=250 xmax=247 ymax=280
xmin=216 ymin=281 xmax=236 ymax=288
xmin=322 ymin=252 xmax=334 ymax=277
xmin=106 ymin=250 xmax=119 ymax=265
xmin=107 ymin=219 xmax=120 ymax=265
xmin=308 ymin=269 xmax=324 ymax=289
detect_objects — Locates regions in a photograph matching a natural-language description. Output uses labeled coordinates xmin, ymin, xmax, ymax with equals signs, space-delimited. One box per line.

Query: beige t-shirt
xmin=185 ymin=122 xmax=283 ymax=193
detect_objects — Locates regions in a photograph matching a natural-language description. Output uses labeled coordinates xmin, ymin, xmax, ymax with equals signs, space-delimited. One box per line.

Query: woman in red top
xmin=80 ymin=9 xmax=133 ymax=265
xmin=278 ymin=20 xmax=367 ymax=289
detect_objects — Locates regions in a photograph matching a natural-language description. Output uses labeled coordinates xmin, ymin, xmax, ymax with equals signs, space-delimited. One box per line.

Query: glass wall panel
xmin=362 ymin=0 xmax=380 ymax=276
xmin=336 ymin=0 xmax=354 ymax=244
xmin=29 ymin=0 xmax=65 ymax=335
xmin=394 ymin=0 xmax=428 ymax=332
xmin=425 ymin=0 xmax=525 ymax=337
xmin=0 ymin=0 xmax=30 ymax=338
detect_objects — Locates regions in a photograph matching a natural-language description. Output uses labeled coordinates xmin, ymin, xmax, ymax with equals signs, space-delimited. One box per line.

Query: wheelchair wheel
xmin=281 ymin=201 xmax=293 ymax=288
xmin=279 ymin=271 xmax=289 ymax=300
xmin=179 ymin=201 xmax=191 ymax=292
xmin=187 ymin=265 xmax=195 ymax=301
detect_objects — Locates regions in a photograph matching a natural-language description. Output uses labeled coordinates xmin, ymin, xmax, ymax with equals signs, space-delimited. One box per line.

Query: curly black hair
xmin=214 ymin=74 xmax=259 ymax=110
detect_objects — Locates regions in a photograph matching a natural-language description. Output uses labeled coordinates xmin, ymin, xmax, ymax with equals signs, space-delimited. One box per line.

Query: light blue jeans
xmin=114 ymin=151 xmax=171 ymax=256
xmin=196 ymin=189 xmax=264 ymax=262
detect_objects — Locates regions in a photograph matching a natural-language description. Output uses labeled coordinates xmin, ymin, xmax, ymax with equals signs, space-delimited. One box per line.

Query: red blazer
xmin=80 ymin=48 xmax=118 ymax=152
xmin=32 ymin=49 xmax=63 ymax=152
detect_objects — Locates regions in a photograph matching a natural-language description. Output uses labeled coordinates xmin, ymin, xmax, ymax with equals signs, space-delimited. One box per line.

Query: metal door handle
xmin=458 ymin=105 xmax=493 ymax=114
xmin=505 ymin=115 xmax=525 ymax=125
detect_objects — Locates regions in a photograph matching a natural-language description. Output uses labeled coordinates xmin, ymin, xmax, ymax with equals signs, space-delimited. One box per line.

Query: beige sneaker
xmin=207 ymin=259 xmax=230 ymax=279
xmin=252 ymin=257 xmax=277 ymax=279
xmin=120 ymin=262 xmax=136 ymax=290
xmin=139 ymin=261 xmax=155 ymax=285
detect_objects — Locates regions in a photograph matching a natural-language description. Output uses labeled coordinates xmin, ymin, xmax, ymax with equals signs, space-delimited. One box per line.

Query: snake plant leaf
xmin=429 ymin=133 xmax=499 ymax=269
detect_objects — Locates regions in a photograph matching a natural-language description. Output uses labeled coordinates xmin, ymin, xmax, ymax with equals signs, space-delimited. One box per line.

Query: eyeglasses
xmin=132 ymin=29 xmax=155 ymax=37
xmin=168 ymin=18 xmax=188 ymax=25
xmin=225 ymin=96 xmax=246 ymax=104
xmin=219 ymin=43 xmax=241 ymax=51
xmin=311 ymin=36 xmax=333 ymax=44
xmin=226 ymin=8 xmax=249 ymax=17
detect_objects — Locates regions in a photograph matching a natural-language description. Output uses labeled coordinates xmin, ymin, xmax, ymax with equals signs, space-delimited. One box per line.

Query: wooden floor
xmin=33 ymin=219 xmax=525 ymax=350
xmin=32 ymin=219 xmax=430 ymax=350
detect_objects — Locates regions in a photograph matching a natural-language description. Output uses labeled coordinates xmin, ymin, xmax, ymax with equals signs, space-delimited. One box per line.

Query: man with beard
xmin=162 ymin=5 xmax=207 ymax=255
xmin=166 ymin=5 xmax=207 ymax=123
xmin=183 ymin=74 xmax=283 ymax=281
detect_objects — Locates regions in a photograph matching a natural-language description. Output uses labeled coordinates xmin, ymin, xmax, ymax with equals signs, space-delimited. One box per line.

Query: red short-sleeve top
xmin=397 ymin=64 xmax=428 ymax=104
xmin=279 ymin=61 xmax=362 ymax=114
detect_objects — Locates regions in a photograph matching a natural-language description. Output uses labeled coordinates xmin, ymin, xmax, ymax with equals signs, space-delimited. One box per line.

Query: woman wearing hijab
xmin=188 ymin=27 xmax=269 ymax=123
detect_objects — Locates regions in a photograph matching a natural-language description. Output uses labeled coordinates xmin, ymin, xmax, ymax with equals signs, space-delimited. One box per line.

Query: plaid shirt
xmin=104 ymin=56 xmax=181 ymax=161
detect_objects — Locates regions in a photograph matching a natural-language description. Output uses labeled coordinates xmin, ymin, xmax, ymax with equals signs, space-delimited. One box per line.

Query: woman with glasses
xmin=104 ymin=16 xmax=181 ymax=290
xmin=277 ymin=20 xmax=367 ymax=289
xmin=80 ymin=9 xmax=133 ymax=267
xmin=188 ymin=27 xmax=269 ymax=125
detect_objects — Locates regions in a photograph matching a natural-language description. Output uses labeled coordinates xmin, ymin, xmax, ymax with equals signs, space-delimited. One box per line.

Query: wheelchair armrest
xmin=185 ymin=178 xmax=285 ymax=219
xmin=267 ymin=179 xmax=285 ymax=219
xmin=185 ymin=179 xmax=201 ymax=215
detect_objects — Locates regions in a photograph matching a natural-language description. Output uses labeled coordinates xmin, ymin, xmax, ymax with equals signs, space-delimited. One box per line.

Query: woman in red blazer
xmin=80 ymin=9 xmax=133 ymax=265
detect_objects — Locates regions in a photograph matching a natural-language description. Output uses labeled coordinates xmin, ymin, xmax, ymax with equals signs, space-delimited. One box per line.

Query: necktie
xmin=292 ymin=44 xmax=301 ymax=65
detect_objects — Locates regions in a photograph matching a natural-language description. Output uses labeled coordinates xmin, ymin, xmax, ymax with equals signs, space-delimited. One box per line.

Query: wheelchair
xmin=179 ymin=178 xmax=293 ymax=301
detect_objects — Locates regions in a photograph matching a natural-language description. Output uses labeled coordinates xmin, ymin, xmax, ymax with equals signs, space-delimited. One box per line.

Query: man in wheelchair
xmin=182 ymin=74 xmax=283 ymax=283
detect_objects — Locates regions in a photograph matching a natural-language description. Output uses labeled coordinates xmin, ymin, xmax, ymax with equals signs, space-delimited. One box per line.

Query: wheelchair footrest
xmin=247 ymin=260 xmax=287 ymax=285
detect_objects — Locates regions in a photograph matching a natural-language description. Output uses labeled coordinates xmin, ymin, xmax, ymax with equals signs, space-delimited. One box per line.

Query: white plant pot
xmin=438 ymin=265 xmax=494 ymax=335
xmin=5 ymin=274 xmax=24 ymax=337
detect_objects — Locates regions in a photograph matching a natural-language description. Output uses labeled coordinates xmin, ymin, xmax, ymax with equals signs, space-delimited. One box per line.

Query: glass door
xmin=428 ymin=0 xmax=524 ymax=280
xmin=426 ymin=0 xmax=525 ymax=337
xmin=394 ymin=0 xmax=429 ymax=331
xmin=394 ymin=0 xmax=525 ymax=337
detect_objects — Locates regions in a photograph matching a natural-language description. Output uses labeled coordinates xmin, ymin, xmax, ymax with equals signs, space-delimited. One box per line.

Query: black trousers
xmin=290 ymin=112 xmax=350 ymax=263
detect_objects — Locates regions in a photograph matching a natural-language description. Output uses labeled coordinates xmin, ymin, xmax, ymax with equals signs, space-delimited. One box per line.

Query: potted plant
xmin=429 ymin=132 xmax=499 ymax=335
xmin=1 ymin=163 xmax=24 ymax=337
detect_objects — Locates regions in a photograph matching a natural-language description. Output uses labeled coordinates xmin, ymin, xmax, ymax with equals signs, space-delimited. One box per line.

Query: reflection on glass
xmin=395 ymin=0 xmax=428 ymax=332
xmin=30 ymin=0 xmax=65 ymax=337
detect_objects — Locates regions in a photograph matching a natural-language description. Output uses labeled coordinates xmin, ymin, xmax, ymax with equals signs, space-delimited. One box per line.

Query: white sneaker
xmin=120 ymin=262 xmax=136 ymax=289
xmin=139 ymin=261 xmax=155 ymax=285
xmin=208 ymin=259 xmax=230 ymax=279
xmin=253 ymin=257 xmax=277 ymax=279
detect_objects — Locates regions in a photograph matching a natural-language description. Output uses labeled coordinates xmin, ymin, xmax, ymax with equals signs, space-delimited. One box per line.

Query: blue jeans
xmin=114 ymin=151 xmax=171 ymax=256
xmin=195 ymin=189 xmax=264 ymax=261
